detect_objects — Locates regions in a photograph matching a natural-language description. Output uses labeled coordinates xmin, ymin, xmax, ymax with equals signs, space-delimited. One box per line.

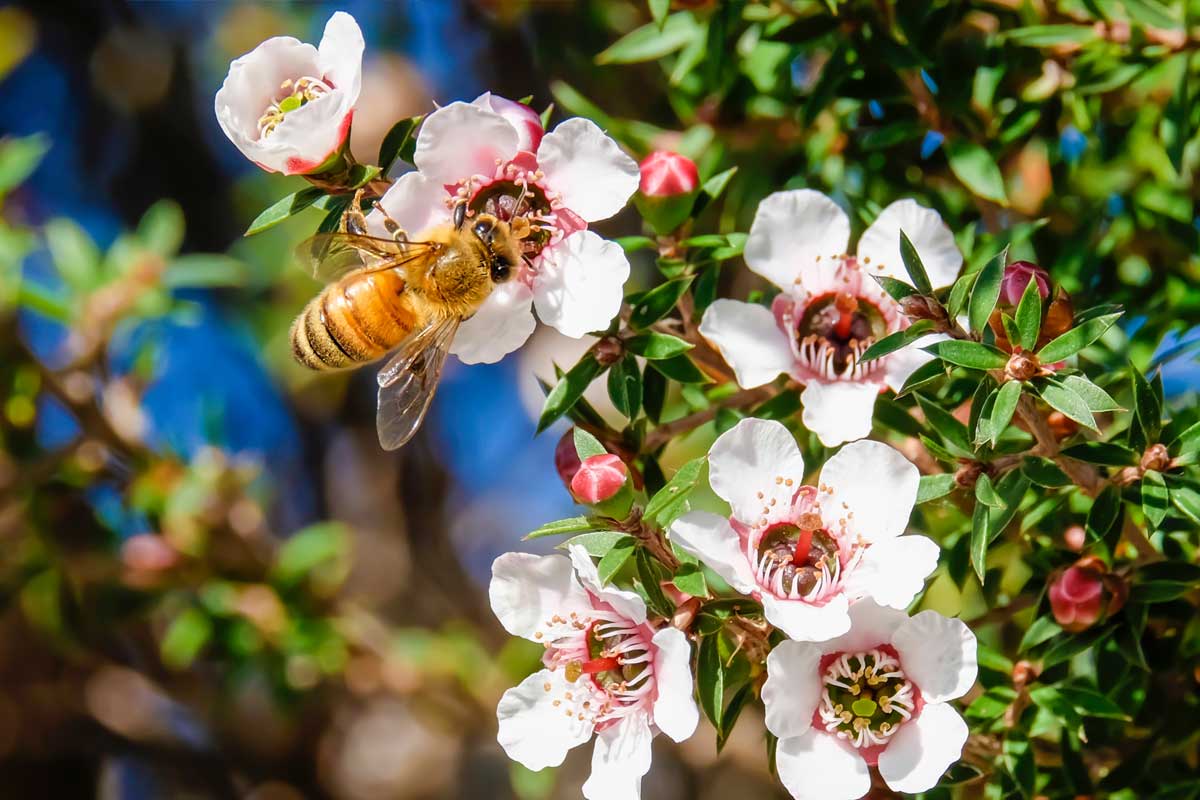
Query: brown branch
xmin=1014 ymin=392 xmax=1102 ymax=496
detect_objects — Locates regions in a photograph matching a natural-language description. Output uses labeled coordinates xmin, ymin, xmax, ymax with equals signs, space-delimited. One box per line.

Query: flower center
xmin=818 ymin=649 xmax=916 ymax=748
xmin=257 ymin=76 xmax=333 ymax=140
xmin=755 ymin=519 xmax=840 ymax=600
xmin=795 ymin=292 xmax=888 ymax=377
xmin=546 ymin=610 xmax=655 ymax=727
xmin=467 ymin=178 xmax=555 ymax=259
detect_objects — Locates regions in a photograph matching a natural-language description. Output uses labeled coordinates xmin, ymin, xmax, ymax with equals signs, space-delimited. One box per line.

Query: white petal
xmin=761 ymin=593 xmax=851 ymax=643
xmin=818 ymin=439 xmax=918 ymax=543
xmin=850 ymin=535 xmax=939 ymax=609
xmin=317 ymin=12 xmax=364 ymax=107
xmin=650 ymin=628 xmax=699 ymax=743
xmin=489 ymin=552 xmax=591 ymax=641
xmin=762 ymin=640 xmax=823 ymax=740
xmin=708 ymin=418 xmax=806 ymax=526
xmin=799 ymin=381 xmax=879 ymax=448
xmin=533 ymin=231 xmax=629 ymax=338
xmin=497 ymin=668 xmax=594 ymax=771
xmin=368 ymin=171 xmax=451 ymax=239
xmin=856 ymin=199 xmax=962 ymax=289
xmin=877 ymin=703 xmax=968 ymax=794
xmin=581 ymin=713 xmax=653 ymax=800
xmin=891 ymin=611 xmax=978 ymax=703
xmin=451 ymin=282 xmax=536 ymax=365
xmin=473 ymin=92 xmax=544 ymax=152
xmin=744 ymin=190 xmax=850 ymax=291
xmin=414 ymin=101 xmax=520 ymax=185
xmin=537 ymin=118 xmax=639 ymax=222
xmin=883 ymin=332 xmax=945 ymax=393
xmin=698 ymin=299 xmax=794 ymax=389
xmin=816 ymin=597 xmax=909 ymax=655
xmin=776 ymin=729 xmax=871 ymax=800
xmin=668 ymin=511 xmax=756 ymax=595
xmin=568 ymin=545 xmax=647 ymax=626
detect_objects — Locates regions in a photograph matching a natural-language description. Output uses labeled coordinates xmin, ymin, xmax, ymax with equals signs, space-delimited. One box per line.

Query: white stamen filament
xmin=818 ymin=648 xmax=916 ymax=749
xmin=793 ymin=334 xmax=883 ymax=382
xmin=257 ymin=76 xmax=334 ymax=140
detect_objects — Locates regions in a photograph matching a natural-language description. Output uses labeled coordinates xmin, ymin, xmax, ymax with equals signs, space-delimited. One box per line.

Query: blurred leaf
xmin=1019 ymin=615 xmax=1062 ymax=652
xmin=245 ymin=187 xmax=325 ymax=236
xmin=537 ymin=353 xmax=606 ymax=433
xmin=970 ymin=498 xmax=991 ymax=582
xmin=138 ymin=200 xmax=185 ymax=257
xmin=44 ymin=218 xmax=100 ymax=293
xmin=946 ymin=139 xmax=1008 ymax=205
xmin=596 ymin=12 xmax=699 ymax=64
xmin=802 ymin=43 xmax=848 ymax=126
xmin=164 ymin=254 xmax=245 ymax=288
xmin=1131 ymin=562 xmax=1200 ymax=603
xmin=1003 ymin=735 xmax=1036 ymax=798
xmin=161 ymin=607 xmax=212 ymax=670
xmin=1061 ymin=441 xmax=1137 ymax=466
xmin=649 ymin=0 xmax=670 ymax=28
xmin=1086 ymin=485 xmax=1123 ymax=544
xmin=0 ymin=133 xmax=49 ymax=194
xmin=1003 ymin=25 xmax=1098 ymax=47
xmin=917 ymin=473 xmax=957 ymax=503
xmin=273 ymin=522 xmax=347 ymax=586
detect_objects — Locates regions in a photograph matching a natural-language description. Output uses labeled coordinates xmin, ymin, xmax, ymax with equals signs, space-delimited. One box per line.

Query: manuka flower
xmin=490 ymin=546 xmax=698 ymax=800
xmin=215 ymin=12 xmax=363 ymax=175
xmin=699 ymin=190 xmax=961 ymax=446
xmin=669 ymin=418 xmax=937 ymax=642
xmin=367 ymin=94 xmax=640 ymax=364
xmin=762 ymin=599 xmax=977 ymax=800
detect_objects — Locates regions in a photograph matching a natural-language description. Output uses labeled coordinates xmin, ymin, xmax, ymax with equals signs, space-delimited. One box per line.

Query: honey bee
xmin=291 ymin=192 xmax=524 ymax=450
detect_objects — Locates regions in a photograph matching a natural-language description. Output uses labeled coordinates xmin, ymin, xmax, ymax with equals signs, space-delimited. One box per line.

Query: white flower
xmin=367 ymin=94 xmax=640 ymax=364
xmin=669 ymin=418 xmax=938 ymax=642
xmin=215 ymin=12 xmax=363 ymax=175
xmin=490 ymin=546 xmax=699 ymax=800
xmin=762 ymin=599 xmax=977 ymax=800
xmin=699 ymin=190 xmax=961 ymax=446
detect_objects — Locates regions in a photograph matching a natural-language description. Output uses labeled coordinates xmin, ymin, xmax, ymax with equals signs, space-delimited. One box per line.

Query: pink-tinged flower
xmin=669 ymin=418 xmax=937 ymax=642
xmin=1049 ymin=565 xmax=1102 ymax=631
xmin=367 ymin=95 xmax=640 ymax=364
xmin=762 ymin=600 xmax=977 ymax=800
xmin=699 ymin=190 xmax=962 ymax=446
xmin=572 ymin=454 xmax=629 ymax=503
xmin=638 ymin=151 xmax=699 ymax=197
xmin=1000 ymin=260 xmax=1050 ymax=306
xmin=490 ymin=547 xmax=699 ymax=800
xmin=215 ymin=12 xmax=363 ymax=175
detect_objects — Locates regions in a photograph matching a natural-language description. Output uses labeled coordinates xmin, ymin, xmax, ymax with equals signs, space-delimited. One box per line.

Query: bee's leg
xmin=453 ymin=200 xmax=467 ymax=230
xmin=374 ymin=205 xmax=410 ymax=246
xmin=341 ymin=188 xmax=370 ymax=236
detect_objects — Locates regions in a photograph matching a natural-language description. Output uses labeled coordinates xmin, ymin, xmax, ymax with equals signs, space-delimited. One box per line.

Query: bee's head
xmin=470 ymin=213 xmax=520 ymax=285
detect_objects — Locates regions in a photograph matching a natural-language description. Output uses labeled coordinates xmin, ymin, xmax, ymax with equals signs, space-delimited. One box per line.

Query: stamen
xmin=257 ymin=76 xmax=334 ymax=139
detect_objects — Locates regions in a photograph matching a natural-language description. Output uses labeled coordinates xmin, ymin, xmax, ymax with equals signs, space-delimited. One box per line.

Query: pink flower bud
xmin=638 ymin=151 xmax=699 ymax=197
xmin=473 ymin=92 xmax=544 ymax=152
xmin=1049 ymin=563 xmax=1104 ymax=632
xmin=1001 ymin=260 xmax=1051 ymax=306
xmin=571 ymin=454 xmax=629 ymax=504
xmin=555 ymin=430 xmax=583 ymax=489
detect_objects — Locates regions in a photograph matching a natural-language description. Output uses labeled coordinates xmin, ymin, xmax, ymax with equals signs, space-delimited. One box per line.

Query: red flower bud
xmin=638 ymin=150 xmax=699 ymax=197
xmin=555 ymin=430 xmax=583 ymax=489
xmin=1048 ymin=556 xmax=1126 ymax=633
xmin=571 ymin=454 xmax=629 ymax=504
xmin=1001 ymin=260 xmax=1051 ymax=306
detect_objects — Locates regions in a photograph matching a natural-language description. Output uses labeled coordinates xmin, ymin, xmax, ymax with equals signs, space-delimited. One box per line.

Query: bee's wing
xmin=296 ymin=233 xmax=439 ymax=283
xmin=375 ymin=315 xmax=461 ymax=451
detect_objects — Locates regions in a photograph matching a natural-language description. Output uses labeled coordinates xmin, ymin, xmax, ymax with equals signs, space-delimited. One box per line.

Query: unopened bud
xmin=899 ymin=294 xmax=948 ymax=323
xmin=634 ymin=151 xmax=699 ymax=234
xmin=1140 ymin=443 xmax=1170 ymax=473
xmin=1048 ymin=556 xmax=1126 ymax=633
xmin=571 ymin=454 xmax=633 ymax=517
xmin=555 ymin=429 xmax=583 ymax=490
xmin=1012 ymin=660 xmax=1039 ymax=689
xmin=1001 ymin=261 xmax=1051 ymax=306
xmin=1006 ymin=352 xmax=1040 ymax=381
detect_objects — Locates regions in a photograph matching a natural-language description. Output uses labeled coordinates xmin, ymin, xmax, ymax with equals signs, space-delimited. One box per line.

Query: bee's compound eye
xmin=473 ymin=221 xmax=494 ymax=243
xmin=490 ymin=256 xmax=511 ymax=283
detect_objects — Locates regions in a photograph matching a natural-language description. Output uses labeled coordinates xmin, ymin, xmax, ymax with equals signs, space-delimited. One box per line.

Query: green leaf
xmin=873 ymin=274 xmax=918 ymax=301
xmin=596 ymin=12 xmax=699 ymax=64
xmin=648 ymin=354 xmax=709 ymax=383
xmin=165 ymin=254 xmax=245 ymax=289
xmin=1003 ymin=24 xmax=1098 ymax=47
xmin=989 ymin=380 xmax=1023 ymax=444
xmin=1085 ymin=485 xmax=1122 ymax=544
xmin=649 ymin=0 xmax=670 ymax=28
xmin=1141 ymin=470 xmax=1169 ymax=528
xmin=1018 ymin=616 xmax=1062 ymax=653
xmin=1056 ymin=685 xmax=1130 ymax=720
xmin=1130 ymin=365 xmax=1163 ymax=446
xmin=1014 ymin=275 xmax=1042 ymax=352
xmin=925 ymin=340 xmax=1009 ymax=371
xmin=1060 ymin=375 xmax=1122 ymax=412
xmin=716 ymin=683 xmax=753 ymax=752
xmin=645 ymin=456 xmax=706 ymax=524
xmin=161 ymin=608 xmax=212 ymax=670
xmin=635 ymin=547 xmax=674 ymax=617
xmin=947 ymin=268 xmax=977 ymax=322
xmin=526 ymin=516 xmax=596 ymax=540
xmin=573 ymin=428 xmax=607 ymax=460
xmin=696 ymin=633 xmax=724 ymax=726
xmin=378 ymin=115 xmax=423 ymax=170
xmin=859 ymin=320 xmax=933 ymax=363
xmin=1043 ymin=626 xmax=1112 ymax=668
xmin=630 ymin=277 xmax=693 ymax=329
xmin=672 ymin=561 xmax=709 ymax=598
xmin=624 ymin=331 xmax=693 ymax=360
xmin=1036 ymin=312 xmax=1123 ymax=363
xmin=897 ymin=359 xmax=945 ymax=396
xmin=44 ymin=218 xmax=101 ymax=293
xmin=968 ymin=251 xmax=1005 ymax=333
xmin=0 ymin=133 xmax=50 ymax=194
xmin=946 ymin=139 xmax=1008 ymax=205
xmin=273 ymin=522 xmax=347 ymax=585
xmin=1060 ymin=441 xmax=1137 ymax=466
xmin=701 ymin=166 xmax=738 ymax=201
xmin=563 ymin=531 xmax=633 ymax=558
xmin=1003 ymin=735 xmax=1036 ymax=798
xmin=245 ymin=187 xmax=325 ymax=236
xmin=975 ymin=473 xmax=1004 ymax=508
xmin=915 ymin=393 xmax=974 ymax=458
xmin=1131 ymin=563 xmax=1200 ymax=603
xmin=1039 ymin=381 xmax=1098 ymax=431
xmin=1171 ymin=485 xmax=1200 ymax=524
xmin=898 ymin=229 xmax=933 ymax=294
xmin=607 ymin=353 xmax=642 ymax=420
xmin=1163 ymin=52 xmax=1191 ymax=175
xmin=970 ymin=499 xmax=991 ymax=582
xmin=917 ymin=473 xmax=957 ymax=503
xmin=537 ymin=353 xmax=606 ymax=433
xmin=597 ymin=536 xmax=637 ymax=584
xmin=138 ymin=200 xmax=185 ymax=257
xmin=642 ymin=365 xmax=666 ymax=424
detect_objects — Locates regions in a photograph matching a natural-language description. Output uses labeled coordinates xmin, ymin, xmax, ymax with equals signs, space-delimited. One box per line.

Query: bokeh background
xmin=1 ymin=0 xmax=1198 ymax=798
